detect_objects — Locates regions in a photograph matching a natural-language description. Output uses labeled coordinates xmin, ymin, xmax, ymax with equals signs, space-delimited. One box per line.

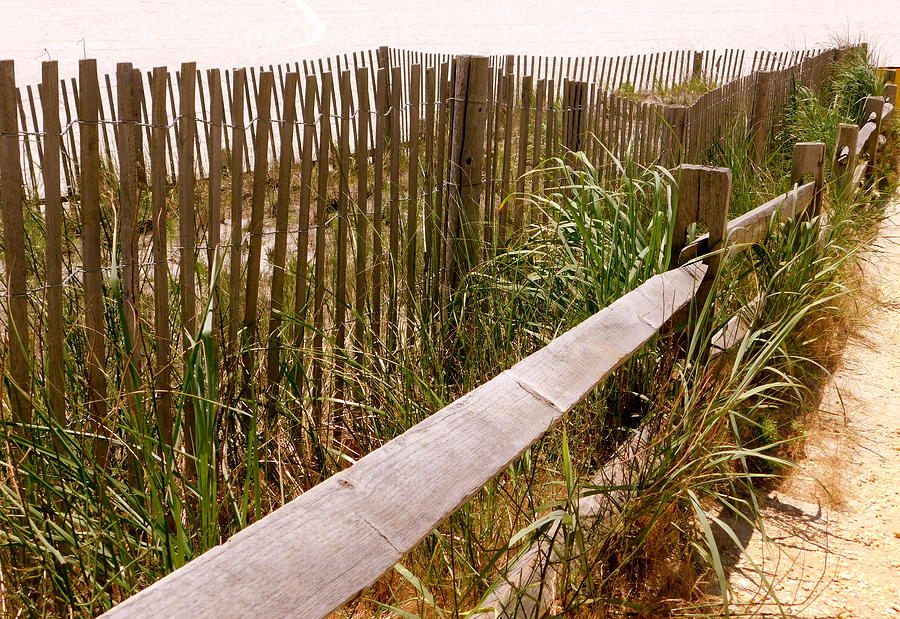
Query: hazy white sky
xmin=2 ymin=0 xmax=899 ymax=84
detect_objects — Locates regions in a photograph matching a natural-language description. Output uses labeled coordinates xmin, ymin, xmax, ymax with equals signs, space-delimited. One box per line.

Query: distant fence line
xmin=10 ymin=46 xmax=829 ymax=196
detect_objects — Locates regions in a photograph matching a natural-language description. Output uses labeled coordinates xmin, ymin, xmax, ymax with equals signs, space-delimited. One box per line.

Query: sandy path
xmin=726 ymin=194 xmax=900 ymax=617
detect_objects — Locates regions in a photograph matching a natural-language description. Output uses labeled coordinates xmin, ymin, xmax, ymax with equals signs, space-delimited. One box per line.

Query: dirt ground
xmin=724 ymin=193 xmax=900 ymax=617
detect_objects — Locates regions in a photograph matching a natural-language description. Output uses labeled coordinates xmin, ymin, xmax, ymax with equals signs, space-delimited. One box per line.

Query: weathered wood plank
xmin=41 ymin=61 xmax=66 ymax=426
xmin=102 ymin=263 xmax=704 ymax=619
xmin=228 ymin=68 xmax=247 ymax=354
xmin=242 ymin=71 xmax=273 ymax=345
xmin=150 ymin=66 xmax=173 ymax=446
xmin=266 ymin=72 xmax=298 ymax=386
xmin=78 ymin=59 xmax=109 ymax=461
xmin=679 ymin=181 xmax=815 ymax=263
xmin=116 ymin=63 xmax=141 ymax=365
xmin=178 ymin=62 xmax=199 ymax=459
xmin=311 ymin=72 xmax=333 ymax=428
xmin=353 ymin=66 xmax=371 ymax=356
xmin=0 ymin=60 xmax=32 ymax=425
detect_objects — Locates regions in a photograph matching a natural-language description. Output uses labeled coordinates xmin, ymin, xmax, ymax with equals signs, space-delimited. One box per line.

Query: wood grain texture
xmin=445 ymin=55 xmax=490 ymax=293
xmin=833 ymin=122 xmax=859 ymax=197
xmin=406 ymin=64 xmax=421 ymax=324
xmin=150 ymin=67 xmax=173 ymax=446
xmin=790 ymin=142 xmax=825 ymax=217
xmin=749 ymin=71 xmax=772 ymax=162
xmin=266 ymin=72 xmax=298 ymax=386
xmin=228 ymin=68 xmax=247 ymax=354
xmin=0 ymin=60 xmax=31 ymax=424
xmin=679 ymin=182 xmax=815 ymax=265
xmin=387 ymin=65 xmax=401 ymax=350
xmin=78 ymin=59 xmax=108 ymax=461
xmin=311 ymin=72 xmax=332 ymax=428
xmin=41 ymin=61 xmax=66 ymax=426
xmin=243 ymin=71 xmax=273 ymax=342
xmin=353 ymin=66 xmax=371 ymax=356
xmin=334 ymin=69 xmax=352 ymax=412
xmin=371 ymin=68 xmax=387 ymax=347
xmin=206 ymin=69 xmax=224 ymax=283
xmin=116 ymin=63 xmax=141 ymax=365
xmin=291 ymin=74 xmax=317 ymax=352
xmin=178 ymin=62 xmax=198 ymax=459
xmin=858 ymin=97 xmax=884 ymax=180
xmin=672 ymin=165 xmax=730 ymax=280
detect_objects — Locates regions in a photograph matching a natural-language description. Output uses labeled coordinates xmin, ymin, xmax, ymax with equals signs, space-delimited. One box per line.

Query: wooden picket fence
xmin=0 ymin=45 xmax=842 ymax=432
xmin=95 ymin=58 xmax=897 ymax=618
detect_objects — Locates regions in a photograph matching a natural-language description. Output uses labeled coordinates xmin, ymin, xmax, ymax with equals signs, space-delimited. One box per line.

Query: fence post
xmin=791 ymin=142 xmax=825 ymax=217
xmin=833 ymin=123 xmax=859 ymax=199
xmin=672 ymin=164 xmax=731 ymax=302
xmin=862 ymin=95 xmax=884 ymax=178
xmin=749 ymin=70 xmax=772 ymax=162
xmin=0 ymin=60 xmax=31 ymax=426
xmin=116 ymin=63 xmax=142 ymax=370
xmin=444 ymin=55 xmax=490 ymax=295
xmin=41 ymin=60 xmax=66 ymax=430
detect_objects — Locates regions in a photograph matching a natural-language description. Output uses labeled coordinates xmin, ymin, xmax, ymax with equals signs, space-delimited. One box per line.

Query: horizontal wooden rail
xmin=856 ymin=118 xmax=879 ymax=155
xmin=679 ymin=181 xmax=816 ymax=263
xmin=103 ymin=263 xmax=706 ymax=618
xmin=725 ymin=181 xmax=816 ymax=246
xmin=475 ymin=160 xmax=819 ymax=616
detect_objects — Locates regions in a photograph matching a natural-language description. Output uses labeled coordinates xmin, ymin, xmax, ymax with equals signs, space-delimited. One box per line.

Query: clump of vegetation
xmin=778 ymin=45 xmax=883 ymax=157
xmin=619 ymin=76 xmax=717 ymax=106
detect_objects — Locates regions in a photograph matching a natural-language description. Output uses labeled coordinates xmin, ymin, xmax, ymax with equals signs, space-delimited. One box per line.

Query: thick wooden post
xmin=444 ymin=55 xmax=490 ymax=295
xmin=672 ymin=165 xmax=731 ymax=302
xmin=749 ymin=71 xmax=772 ymax=162
xmin=0 ymin=60 xmax=31 ymax=425
xmin=791 ymin=142 xmax=825 ymax=217
xmin=885 ymin=84 xmax=899 ymax=170
xmin=862 ymin=95 xmax=884 ymax=178
xmin=833 ymin=123 xmax=859 ymax=199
